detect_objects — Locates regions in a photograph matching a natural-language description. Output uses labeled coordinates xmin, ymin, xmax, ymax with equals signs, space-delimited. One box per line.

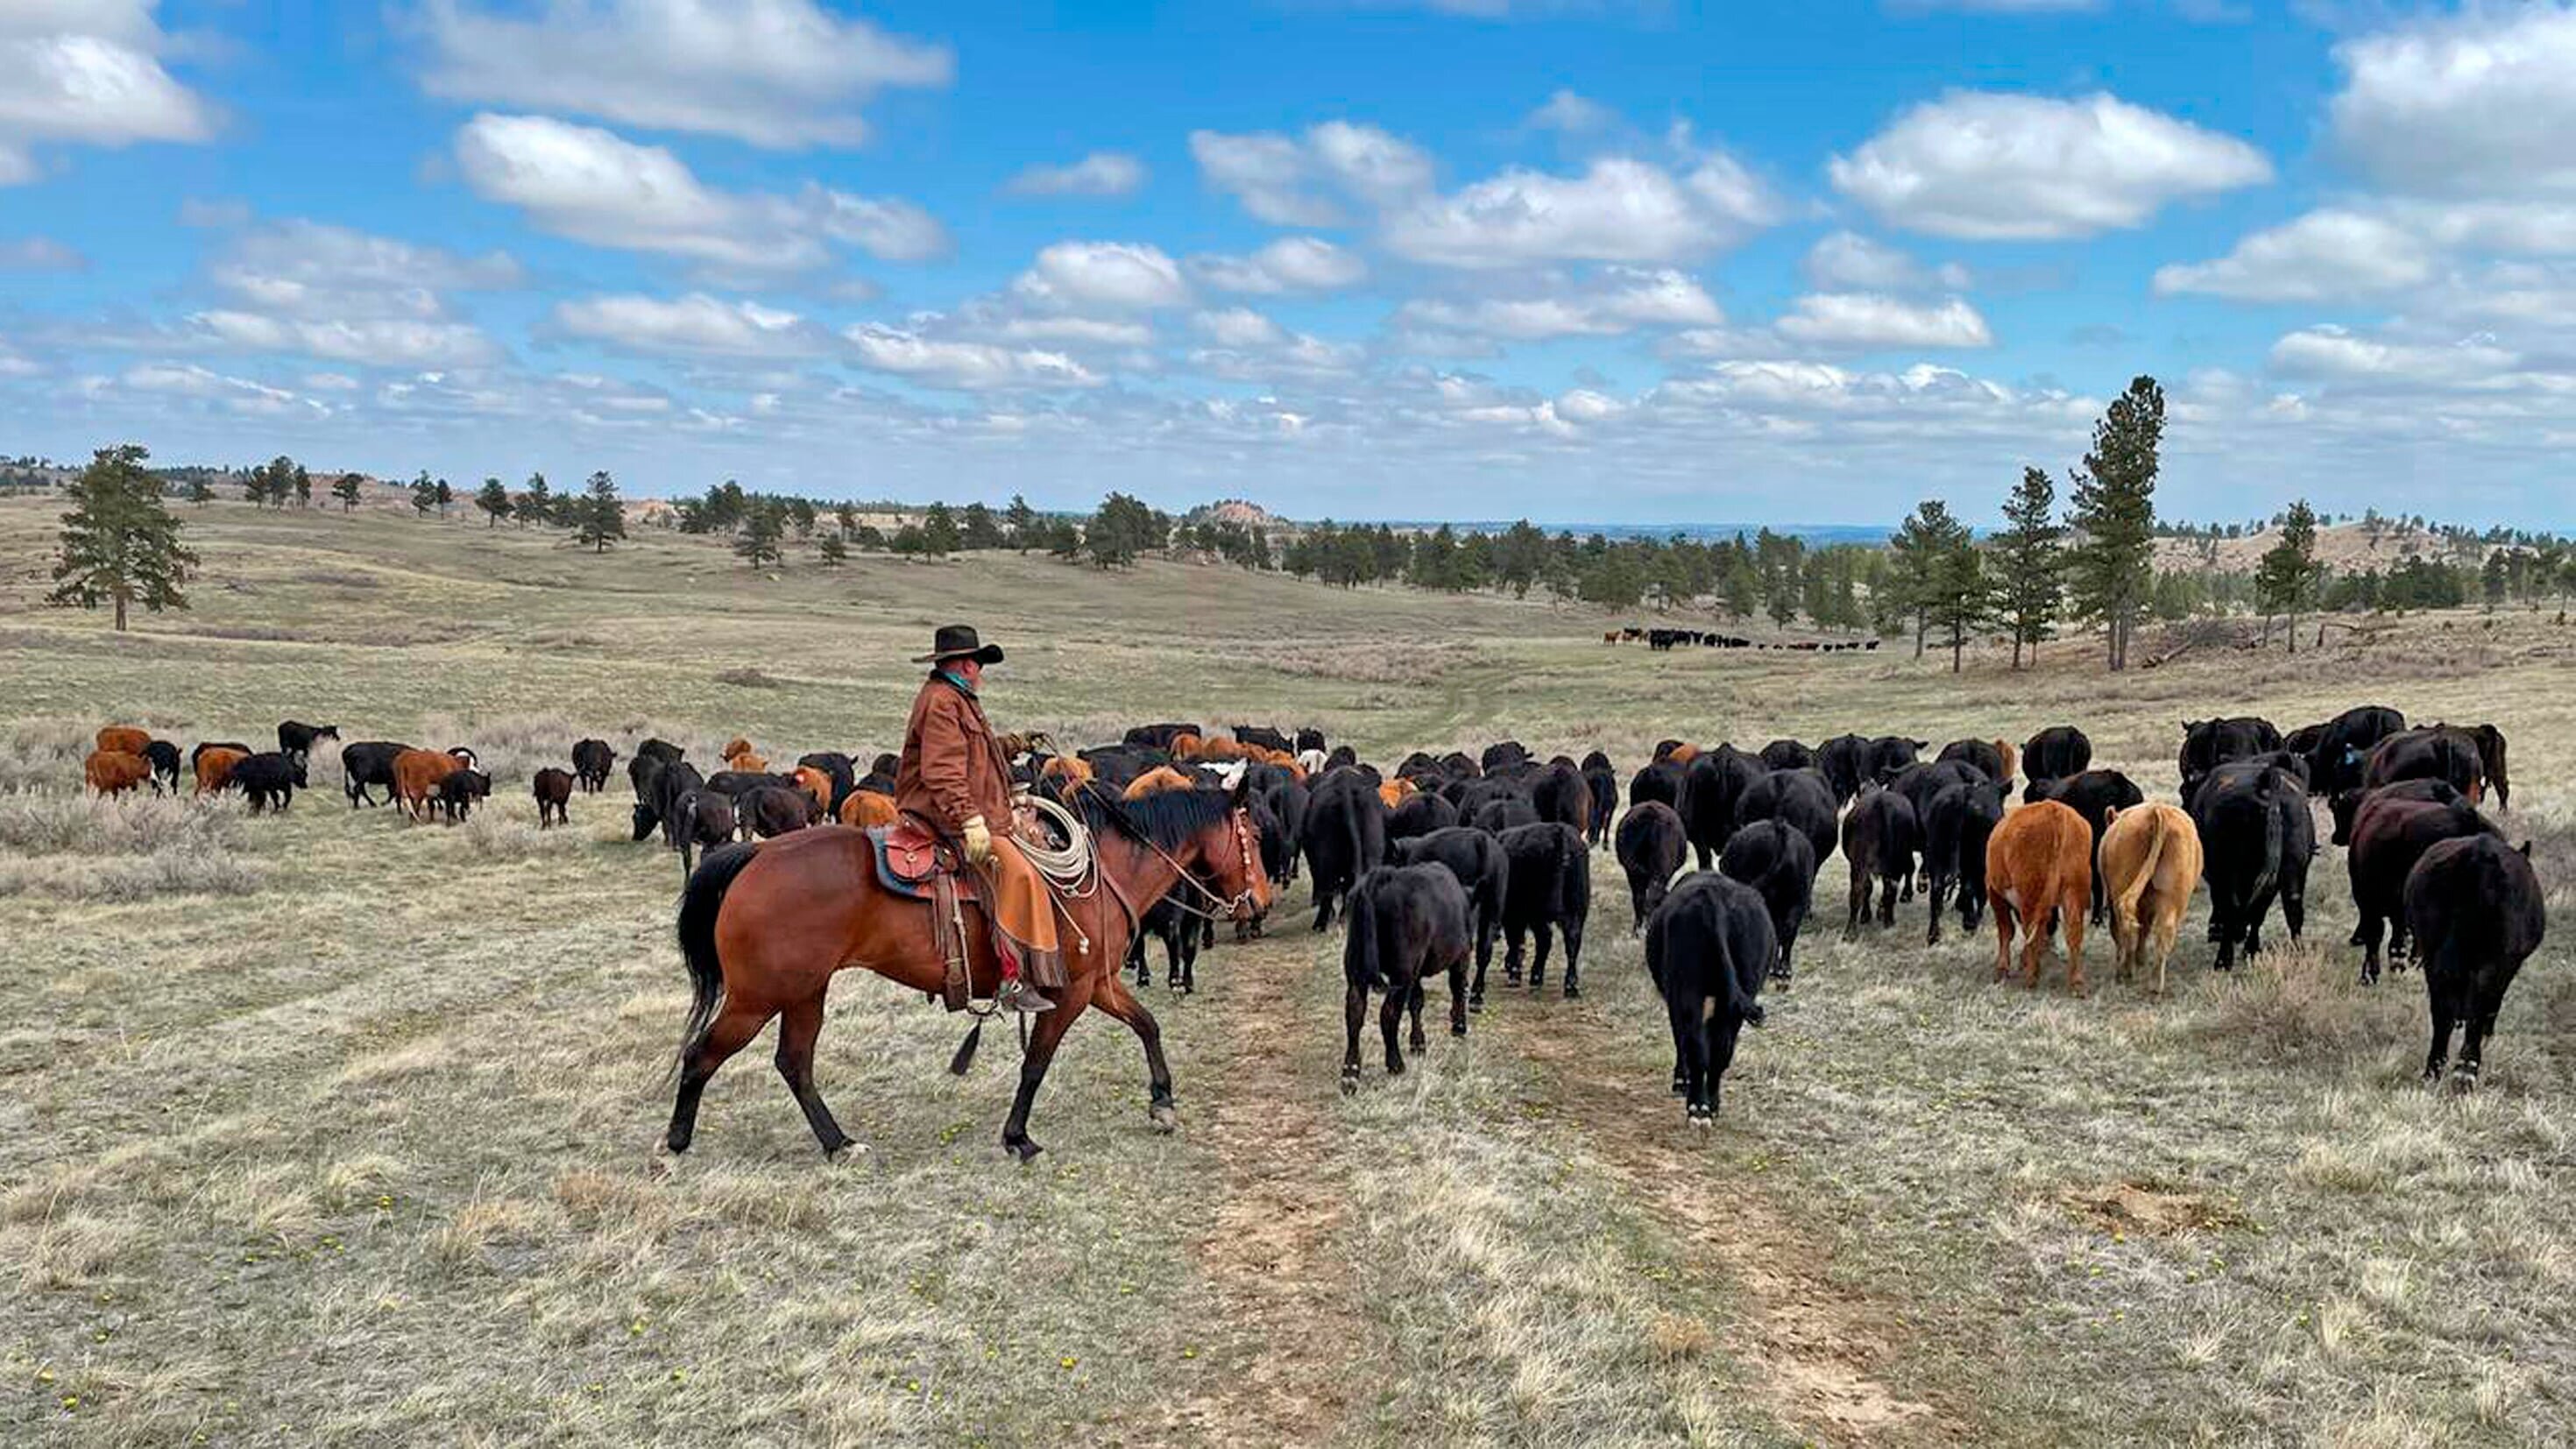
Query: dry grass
xmin=5 ymin=496 xmax=2576 ymax=1445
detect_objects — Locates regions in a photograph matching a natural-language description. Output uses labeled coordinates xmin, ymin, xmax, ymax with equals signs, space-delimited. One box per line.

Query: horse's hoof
xmin=1562 ymin=984 xmax=1581 ymax=1000
xmin=1149 ymin=1103 xmax=1179 ymax=1134
xmin=1450 ymin=1023 xmax=1466 ymax=1037
xmin=825 ymin=1142 xmax=870 ymax=1166
xmin=1339 ymin=1072 xmax=1359 ymax=1098
xmin=1005 ymin=1137 xmax=1044 ymax=1164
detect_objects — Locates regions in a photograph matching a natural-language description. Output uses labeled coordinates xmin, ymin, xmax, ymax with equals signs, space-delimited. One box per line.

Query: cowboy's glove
xmin=961 ymin=815 xmax=994 ymax=864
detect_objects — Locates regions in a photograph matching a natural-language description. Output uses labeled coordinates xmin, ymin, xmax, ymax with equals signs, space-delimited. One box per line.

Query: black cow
xmin=1387 ymin=789 xmax=1460 ymax=845
xmin=1263 ymin=780 xmax=1308 ymax=884
xmin=231 ymin=751 xmax=307 ymax=814
xmin=435 ymin=767 xmax=492 ymax=823
xmin=2021 ymin=726 xmax=2091 ymax=788
xmin=276 ymin=721 xmax=339 ymax=768
xmin=2462 ymin=724 xmax=2511 ymax=811
xmin=1815 ymin=733 xmax=1870 ymax=804
xmin=1887 ymin=760 xmax=1987 ymax=900
xmin=2189 ymin=759 xmax=2312 ymax=971
xmin=1472 ymin=795 xmax=1541 ymax=836
xmin=2305 ymin=706 xmax=2404 ymax=797
xmin=1679 ymin=745 xmax=1766 ymax=871
xmin=1340 ymin=865 xmax=1474 ymax=1092
xmin=1719 ymin=820 xmax=1817 ymax=983
xmin=340 ymin=740 xmax=413 ymax=808
xmin=1481 ymin=741 xmax=1532 ymax=774
xmin=1129 ymin=886 xmax=1211 ymax=993
xmin=572 ymin=739 xmax=618 ymax=794
xmin=1840 ymin=788 xmax=1920 ymax=934
xmin=2028 ymin=768 xmax=2145 ymax=924
xmin=668 ymin=788 xmax=736 ymax=875
xmin=1531 ymin=762 xmax=1592 ymax=838
xmin=635 ymin=760 xmax=704 ymax=842
xmin=2179 ymin=716 xmax=2282 ymax=805
xmin=704 ymin=770 xmax=796 ymax=799
xmin=795 ymin=751 xmax=857 ymax=811
xmin=2409 ymin=836 xmax=2548 ymax=1087
xmin=142 ymin=739 xmax=181 ymax=795
xmin=1233 ymin=724 xmax=1293 ymax=753
xmin=636 ymin=738 xmax=687 ymax=767
xmin=1125 ymin=723 xmax=1203 ymax=752
xmin=1294 ymin=727 xmax=1327 ymax=755
xmin=1615 ymin=801 xmax=1688 ymax=930
xmin=1866 ymin=736 xmax=1928 ymax=785
xmin=1580 ymin=751 xmax=1618 ymax=849
xmin=2346 ymin=783 xmax=2495 ymax=985
xmin=1628 ymin=760 xmax=1684 ymax=814
xmin=737 ymin=783 xmax=824 ymax=840
xmin=1922 ymin=778 xmax=2006 ymax=946
xmin=2360 ymin=727 xmax=2485 ymax=804
xmin=1644 ymin=873 xmax=1773 ymax=1126
xmin=1496 ymin=822 xmax=1590 ymax=999
xmin=1759 ymin=739 xmax=1815 ymax=774
xmin=2328 ymin=775 xmax=2456 ymax=847
xmin=1390 ymin=827 xmax=1510 ymax=1007
xmin=1736 ymin=768 xmax=1839 ymax=871
xmin=1936 ymin=739 xmax=2012 ymax=791
xmin=1303 ymin=770 xmax=1387 ymax=930
xmin=534 ymin=767 xmax=574 ymax=827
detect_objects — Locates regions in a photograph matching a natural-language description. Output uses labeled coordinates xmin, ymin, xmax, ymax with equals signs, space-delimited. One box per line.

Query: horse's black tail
xmin=674 ymin=843 xmax=760 ymax=1067
xmin=948 ymin=1020 xmax=986 ymax=1077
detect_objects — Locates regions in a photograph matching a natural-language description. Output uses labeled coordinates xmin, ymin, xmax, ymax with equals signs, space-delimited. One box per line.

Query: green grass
xmin=5 ymin=496 xmax=2576 ymax=1445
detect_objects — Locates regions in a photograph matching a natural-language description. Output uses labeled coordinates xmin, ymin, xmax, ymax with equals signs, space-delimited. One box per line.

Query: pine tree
xmin=243 ymin=464 xmax=271 ymax=508
xmin=1889 ymin=499 xmax=1970 ymax=658
xmin=817 ymin=534 xmax=849 ymax=567
xmin=961 ymin=502 xmax=1002 ymax=550
xmin=734 ymin=503 xmax=784 ymax=569
xmin=2254 ymin=498 xmax=2323 ymax=653
xmin=475 ymin=477 xmax=512 ymax=527
xmin=49 ymin=443 xmax=198 ymax=632
xmin=577 ymin=470 xmax=625 ymax=553
xmin=331 ymin=474 xmax=361 ymax=511
xmin=517 ymin=472 xmax=551 ymax=527
xmin=293 ymin=465 xmax=312 ymax=509
xmin=1003 ymin=493 xmax=1036 ymax=550
xmin=834 ymin=502 xmax=859 ymax=541
xmin=410 ymin=471 xmax=437 ymax=518
xmin=1993 ymin=466 xmax=2064 ymax=668
xmin=433 ymin=478 xmax=454 ymax=518
xmin=2066 ymin=376 xmax=2164 ymax=670
xmin=922 ymin=501 xmax=960 ymax=558
xmin=1926 ymin=534 xmax=1992 ymax=673
xmin=187 ymin=477 xmax=215 ymax=507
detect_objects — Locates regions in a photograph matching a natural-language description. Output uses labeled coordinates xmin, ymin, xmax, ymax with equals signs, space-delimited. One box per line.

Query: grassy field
xmin=5 ymin=496 xmax=2576 ymax=1446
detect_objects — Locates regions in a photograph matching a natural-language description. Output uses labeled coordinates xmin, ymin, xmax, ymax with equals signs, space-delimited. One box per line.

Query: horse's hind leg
xmin=774 ymin=993 xmax=857 ymax=1159
xmin=1093 ymin=975 xmax=1178 ymax=1130
xmin=665 ymin=1002 xmax=774 ymax=1155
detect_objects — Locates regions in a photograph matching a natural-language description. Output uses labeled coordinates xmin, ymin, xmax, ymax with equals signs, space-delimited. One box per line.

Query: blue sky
xmin=4 ymin=2 xmax=2573 ymax=526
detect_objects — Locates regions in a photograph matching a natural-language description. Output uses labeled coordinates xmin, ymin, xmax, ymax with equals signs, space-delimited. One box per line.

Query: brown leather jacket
xmin=895 ymin=672 xmax=1015 ymax=838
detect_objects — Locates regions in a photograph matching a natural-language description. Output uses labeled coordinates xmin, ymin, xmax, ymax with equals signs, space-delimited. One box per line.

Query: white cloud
xmin=1801 ymin=230 xmax=1968 ymax=293
xmin=980 ymin=314 xmax=1156 ymax=347
xmin=183 ymin=312 xmax=504 ymax=369
xmin=2268 ymin=325 xmax=2519 ymax=387
xmin=118 ymin=363 xmax=329 ymax=417
xmin=452 ymin=113 xmax=947 ymax=270
xmin=2329 ymin=6 xmax=2576 ymax=200
xmin=1005 ymin=151 xmax=1148 ymax=198
xmin=1188 ymin=122 xmax=1433 ymax=226
xmin=1383 ymin=153 xmax=1780 ymax=268
xmin=177 ymin=196 xmax=250 ymax=229
xmin=150 ymin=220 xmax=518 ymax=369
xmin=1011 ymin=241 xmax=1191 ymax=310
xmin=553 ymin=293 xmax=824 ymax=357
xmin=1525 ymin=88 xmax=1617 ymax=135
xmin=0 ymin=1 xmax=215 ymax=184
xmin=0 ymin=236 xmax=83 ymax=270
xmin=1192 ymin=307 xmax=1288 ymax=349
xmin=1397 ymin=267 xmax=1723 ymax=341
xmin=1190 ymin=236 xmax=1368 ymax=293
xmin=2153 ymin=209 xmax=2434 ymax=302
xmin=414 ymin=0 xmax=951 ymax=149
xmin=1775 ymin=292 xmax=1994 ymax=349
xmin=843 ymin=324 xmax=1103 ymax=391
xmin=1829 ymin=90 xmax=2271 ymax=239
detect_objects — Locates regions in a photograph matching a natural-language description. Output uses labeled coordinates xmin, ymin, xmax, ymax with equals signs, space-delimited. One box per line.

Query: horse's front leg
xmin=1001 ymin=987 xmax=1086 ymax=1163
xmin=1093 ymin=973 xmax=1178 ymax=1132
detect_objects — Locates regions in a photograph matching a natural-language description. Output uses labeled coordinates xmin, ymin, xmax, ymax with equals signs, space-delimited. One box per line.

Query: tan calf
xmin=2099 ymin=803 xmax=2204 ymax=997
xmin=1985 ymin=799 xmax=2093 ymax=993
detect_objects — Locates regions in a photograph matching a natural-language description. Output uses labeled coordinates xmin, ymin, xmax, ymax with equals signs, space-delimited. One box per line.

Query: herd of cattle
xmin=1610 ymin=627 xmax=1884 ymax=653
xmin=76 ymin=703 xmax=2545 ymax=1123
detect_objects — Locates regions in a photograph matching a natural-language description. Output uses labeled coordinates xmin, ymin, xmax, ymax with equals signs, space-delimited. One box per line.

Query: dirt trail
xmin=1499 ymin=999 xmax=1970 ymax=1447
xmin=1157 ymin=930 xmax=1370 ymax=1445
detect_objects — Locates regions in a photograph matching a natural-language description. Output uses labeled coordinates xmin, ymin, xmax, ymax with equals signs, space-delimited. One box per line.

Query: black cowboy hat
xmin=913 ymin=623 xmax=1005 ymax=666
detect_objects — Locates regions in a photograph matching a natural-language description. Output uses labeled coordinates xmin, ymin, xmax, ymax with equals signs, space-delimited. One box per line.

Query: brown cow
xmin=393 ymin=747 xmax=467 ymax=821
xmin=721 ymin=737 xmax=754 ymax=762
xmin=1124 ymin=766 xmax=1198 ymax=799
xmin=1985 ymin=799 xmax=2093 ymax=993
xmin=86 ymin=749 xmax=152 ymax=796
xmin=195 ymin=746 xmax=250 ymax=795
xmin=789 ymin=765 xmax=834 ymax=810
xmin=837 ymin=789 xmax=898 ymax=829
xmin=2099 ymin=803 xmax=2204 ymax=997
xmin=725 ymin=750 xmax=768 ymax=774
xmin=97 ymin=725 xmax=152 ymax=757
xmin=1041 ymin=756 xmax=1095 ymax=789
xmin=1169 ymin=732 xmax=1204 ymax=760
xmin=1667 ymin=743 xmax=1703 ymax=766
xmin=1377 ymin=776 xmax=1419 ymax=809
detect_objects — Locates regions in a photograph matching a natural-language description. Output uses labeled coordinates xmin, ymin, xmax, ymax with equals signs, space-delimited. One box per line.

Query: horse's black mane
xmin=1074 ymin=782 xmax=1236 ymax=851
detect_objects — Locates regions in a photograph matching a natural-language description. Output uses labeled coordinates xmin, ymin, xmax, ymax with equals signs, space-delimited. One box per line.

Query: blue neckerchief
xmin=936 ymin=668 xmax=978 ymax=698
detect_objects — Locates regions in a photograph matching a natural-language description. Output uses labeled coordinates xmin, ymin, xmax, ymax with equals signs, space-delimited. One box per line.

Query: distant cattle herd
xmin=76 ymin=701 xmax=2546 ymax=1134
xmin=1608 ymin=626 xmax=1883 ymax=653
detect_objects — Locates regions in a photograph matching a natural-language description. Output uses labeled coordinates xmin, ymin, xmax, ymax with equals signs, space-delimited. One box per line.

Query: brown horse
xmin=666 ymin=781 xmax=1270 ymax=1163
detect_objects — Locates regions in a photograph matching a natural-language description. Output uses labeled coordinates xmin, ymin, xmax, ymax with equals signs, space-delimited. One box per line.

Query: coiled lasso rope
xmin=1014 ymin=792 xmax=1097 ymax=895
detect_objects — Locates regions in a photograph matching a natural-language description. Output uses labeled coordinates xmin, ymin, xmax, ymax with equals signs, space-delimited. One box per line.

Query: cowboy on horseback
xmin=895 ymin=624 xmax=1064 ymax=1014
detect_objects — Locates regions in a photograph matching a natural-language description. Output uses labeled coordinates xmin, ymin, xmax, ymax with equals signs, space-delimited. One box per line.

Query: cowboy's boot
xmin=995 ymin=976 xmax=1056 ymax=1014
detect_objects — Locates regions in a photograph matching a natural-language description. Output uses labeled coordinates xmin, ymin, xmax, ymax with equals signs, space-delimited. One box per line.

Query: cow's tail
xmin=673 ymin=843 xmax=759 ymax=1071
xmin=2112 ymin=807 xmax=2165 ymax=930
xmin=1725 ymin=918 xmax=1767 ymax=1028
xmin=1347 ymin=877 xmax=1385 ymax=988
